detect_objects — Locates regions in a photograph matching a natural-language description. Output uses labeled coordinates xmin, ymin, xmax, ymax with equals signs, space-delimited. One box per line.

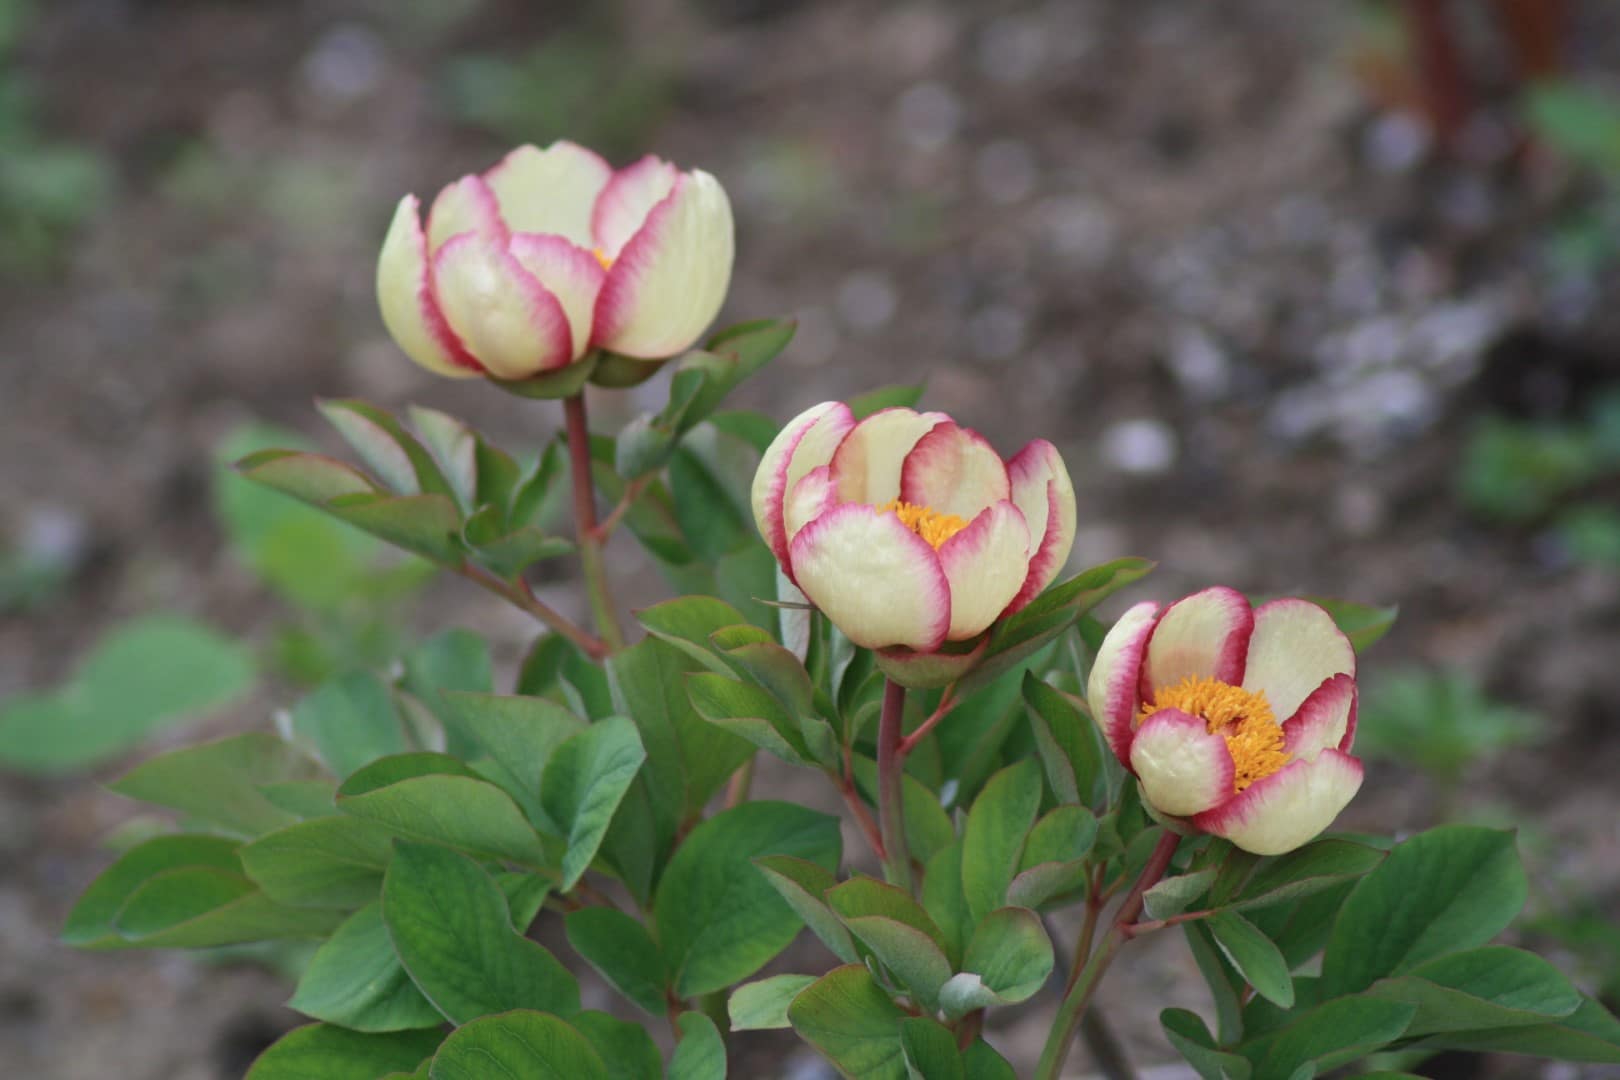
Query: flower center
xmin=878 ymin=499 xmax=968 ymax=549
xmin=591 ymin=247 xmax=614 ymax=271
xmin=1140 ymin=676 xmax=1289 ymax=793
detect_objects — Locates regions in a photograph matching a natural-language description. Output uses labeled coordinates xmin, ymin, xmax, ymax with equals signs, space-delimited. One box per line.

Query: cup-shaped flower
xmin=1087 ymin=587 xmax=1362 ymax=855
xmin=751 ymin=402 xmax=1076 ymax=658
xmin=377 ymin=142 xmax=734 ymax=382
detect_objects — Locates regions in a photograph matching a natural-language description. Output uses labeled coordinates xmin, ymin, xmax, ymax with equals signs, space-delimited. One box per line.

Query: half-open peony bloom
xmin=377 ymin=141 xmax=734 ymax=381
xmin=751 ymin=402 xmax=1076 ymax=655
xmin=1087 ymin=587 xmax=1361 ymax=855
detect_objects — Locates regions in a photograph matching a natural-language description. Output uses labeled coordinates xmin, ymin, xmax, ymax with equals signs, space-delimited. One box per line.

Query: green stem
xmin=1035 ymin=831 xmax=1181 ymax=1080
xmin=563 ymin=392 xmax=625 ymax=653
xmin=877 ymin=678 xmax=911 ymax=891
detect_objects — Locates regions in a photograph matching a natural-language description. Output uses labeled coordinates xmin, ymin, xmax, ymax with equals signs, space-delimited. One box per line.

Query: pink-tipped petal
xmin=592 ymin=171 xmax=734 ymax=359
xmin=1192 ymin=749 xmax=1363 ymax=856
xmin=1086 ymin=601 xmax=1159 ymax=767
xmin=483 ymin=141 xmax=613 ymax=248
xmin=1003 ymin=440 xmax=1077 ymax=614
xmin=828 ymin=407 xmax=949 ymax=505
xmin=1130 ymin=708 xmax=1236 ymax=817
xmin=936 ymin=500 xmax=1031 ymax=641
xmin=1140 ymin=586 xmax=1254 ymax=698
xmin=1282 ymin=673 xmax=1358 ymax=760
xmin=1241 ymin=599 xmax=1357 ymax=724
xmin=899 ymin=422 xmax=1012 ymax=521
xmin=783 ymin=465 xmax=839 ymax=546
xmin=751 ymin=402 xmax=858 ymax=568
xmin=789 ymin=503 xmax=951 ymax=652
xmin=591 ymin=154 xmax=680 ymax=259
xmin=426 ymin=174 xmax=509 ymax=253
xmin=376 ymin=195 xmax=481 ymax=378
xmin=432 ymin=232 xmax=572 ymax=379
xmin=508 ymin=233 xmax=607 ymax=363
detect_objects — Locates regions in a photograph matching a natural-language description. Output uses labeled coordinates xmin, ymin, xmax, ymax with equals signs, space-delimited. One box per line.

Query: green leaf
xmin=1415 ymin=996 xmax=1620 ymax=1064
xmin=288 ymin=902 xmax=443 ymax=1032
xmin=1007 ymin=804 xmax=1098 ymax=909
xmin=1299 ymin=596 xmax=1398 ymax=653
xmin=382 ymin=841 xmax=579 ymax=1025
xmin=788 ymin=965 xmax=909 ymax=1080
xmin=1321 ymin=826 xmax=1527 ymax=998
xmin=1230 ymin=839 xmax=1386 ymax=913
xmin=670 ymin=443 xmax=751 ymax=561
xmin=62 ymin=834 xmax=243 ymax=949
xmin=1144 ymin=868 xmax=1217 ymax=921
xmin=290 ymin=673 xmax=408 ymax=780
xmin=258 ymin=780 xmax=339 ymax=820
xmin=688 ymin=671 xmax=811 ymax=765
xmin=427 ymin=1011 xmax=608 ymax=1080
xmin=1524 ymin=83 xmax=1620 ymax=174
xmin=1245 ymin=997 xmax=1415 ymax=1080
xmin=754 ymin=855 xmax=859 ymax=965
xmin=920 ymin=842 xmax=971 ymax=969
xmin=826 ymin=876 xmax=947 ymax=947
xmin=246 ymin=1024 xmax=441 ymax=1079
xmin=236 ymin=448 xmax=380 ymax=504
xmin=462 ymin=506 xmax=573 ymax=580
xmin=1363 ymin=946 xmax=1581 ymax=1036
xmin=669 ymin=1012 xmax=727 ymax=1080
xmin=850 ymin=757 xmax=956 ymax=867
xmin=1187 ymin=922 xmax=1246 ymax=1045
xmin=0 ymin=614 xmax=256 ymax=774
xmin=563 ymin=907 xmax=666 ymax=1016
xmin=540 ymin=716 xmax=646 ymax=889
xmin=842 ymin=914 xmax=952 ymax=1010
xmin=729 ymin=974 xmax=818 ymax=1031
xmin=1208 ymin=911 xmax=1294 ymax=1008
xmin=1021 ymin=673 xmax=1106 ymax=808
xmin=1161 ymin=1008 xmax=1253 ymax=1080
xmin=339 ymin=770 xmax=545 ymax=866
xmin=325 ymin=493 xmax=464 ymax=563
xmin=109 ymin=733 xmax=325 ymax=837
xmin=898 ymin=1017 xmax=963 ymax=1080
xmin=110 ymin=866 xmax=344 ymax=947
xmin=960 ymin=758 xmax=1042 ymax=924
xmin=404 ymin=405 xmax=479 ymax=510
xmin=573 ymin=1012 xmax=662 ymax=1080
xmin=849 ymin=384 xmax=926 ymax=420
xmin=938 ymin=907 xmax=1054 ymax=1018
xmin=439 ymin=690 xmax=584 ymax=829
xmin=960 ymin=1040 xmax=1017 ymax=1080
xmin=655 ymin=802 xmax=842 ymax=996
xmin=318 ymin=398 xmax=453 ymax=498
xmin=240 ymin=815 xmax=395 ymax=908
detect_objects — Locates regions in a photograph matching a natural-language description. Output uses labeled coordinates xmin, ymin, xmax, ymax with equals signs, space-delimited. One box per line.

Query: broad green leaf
xmin=236 ymin=448 xmax=379 ymax=504
xmin=290 ymin=672 xmax=407 ymax=781
xmin=258 ymin=780 xmax=339 ymax=820
xmin=1321 ymin=826 xmax=1527 ymax=997
xmin=788 ymin=965 xmax=908 ymax=1080
xmin=1415 ymin=996 xmax=1620 ymax=1064
xmin=111 ymin=866 xmax=343 ymax=947
xmin=382 ymin=842 xmax=579 ymax=1025
xmin=920 ymin=842 xmax=971 ymax=969
xmin=338 ymin=752 xmax=481 ymax=795
xmin=1230 ymin=839 xmax=1385 ymax=913
xmin=62 ymin=835 xmax=242 ymax=949
xmin=427 ymin=1011 xmax=608 ymax=1080
xmin=634 ymin=597 xmax=750 ymax=669
xmin=440 ymin=690 xmax=584 ymax=829
xmin=938 ymin=907 xmax=1054 ymax=1018
xmin=688 ymin=671 xmax=811 ymax=764
xmin=540 ymin=716 xmax=645 ymax=889
xmin=109 ymin=733 xmax=325 ymax=838
xmin=404 ymin=405 xmax=478 ymax=510
xmin=0 ymin=615 xmax=255 ymax=773
xmin=1161 ymin=1008 xmax=1253 ymax=1080
xmin=754 ymin=855 xmax=858 ymax=964
xmin=1187 ymin=922 xmax=1246 ymax=1045
xmin=1021 ymin=673 xmax=1106 ymax=808
xmin=563 ymin=907 xmax=666 ymax=1016
xmin=572 ymin=1012 xmax=661 ymax=1080
xmin=339 ymin=771 xmax=545 ymax=866
xmin=240 ymin=815 xmax=395 ymax=908
xmin=1245 ymin=997 xmax=1415 ymax=1080
xmin=1208 ymin=911 xmax=1294 ymax=1008
xmin=826 ymin=877 xmax=947 ymax=946
xmin=325 ymin=492 xmax=464 ymax=563
xmin=1143 ymin=869 xmax=1217 ymax=921
xmin=400 ymin=630 xmax=493 ymax=758
xmin=656 ymin=802 xmax=841 ymax=996
xmin=288 ymin=902 xmax=442 ymax=1032
xmin=844 ymin=914 xmax=952 ymax=1010
xmin=1364 ymin=946 xmax=1581 ymax=1036
xmin=246 ymin=1024 xmax=441 ymax=1079
xmin=1008 ymin=804 xmax=1099 ymax=909
xmin=898 ymin=1017 xmax=963 ymax=1080
xmin=729 ymin=974 xmax=818 ymax=1031
xmin=960 ymin=1040 xmax=1017 ymax=1079
xmin=497 ymin=871 xmax=552 ymax=932
xmin=318 ymin=398 xmax=453 ymax=498
xmin=670 ymin=444 xmax=750 ymax=562
xmin=960 ymin=758 xmax=1042 ymax=924
xmin=669 ymin=1012 xmax=727 ymax=1080
xmin=461 ymin=507 xmax=573 ymax=580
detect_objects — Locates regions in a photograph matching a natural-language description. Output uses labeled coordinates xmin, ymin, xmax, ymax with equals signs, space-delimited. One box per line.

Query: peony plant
xmin=58 ymin=137 xmax=1620 ymax=1080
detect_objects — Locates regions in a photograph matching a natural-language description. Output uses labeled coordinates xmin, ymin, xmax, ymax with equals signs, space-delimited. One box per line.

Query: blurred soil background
xmin=3 ymin=0 xmax=1620 ymax=1076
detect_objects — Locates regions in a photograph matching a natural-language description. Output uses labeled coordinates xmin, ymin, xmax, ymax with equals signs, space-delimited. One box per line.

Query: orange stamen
xmin=1141 ymin=675 xmax=1289 ymax=793
xmin=592 ymin=247 xmax=614 ymax=271
xmin=878 ymin=499 xmax=968 ymax=549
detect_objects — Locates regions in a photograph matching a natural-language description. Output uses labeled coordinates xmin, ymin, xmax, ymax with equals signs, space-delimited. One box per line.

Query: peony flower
xmin=751 ymin=402 xmax=1076 ymax=656
xmin=377 ymin=141 xmax=734 ymax=381
xmin=1087 ymin=587 xmax=1362 ymax=856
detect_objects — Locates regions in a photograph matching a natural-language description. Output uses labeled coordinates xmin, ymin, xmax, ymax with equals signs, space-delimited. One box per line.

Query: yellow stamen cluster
xmin=878 ymin=500 xmax=968 ymax=549
xmin=1141 ymin=676 xmax=1289 ymax=793
xmin=592 ymin=247 xmax=614 ymax=271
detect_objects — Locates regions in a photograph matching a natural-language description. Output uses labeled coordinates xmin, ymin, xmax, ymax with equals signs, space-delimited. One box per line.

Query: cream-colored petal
xmin=1004 ymin=439 xmax=1077 ymax=613
xmin=899 ymin=422 xmax=1012 ymax=520
xmin=1130 ymin=708 xmax=1236 ymax=817
xmin=789 ymin=503 xmax=951 ymax=652
xmin=751 ymin=402 xmax=857 ymax=568
xmin=1086 ymin=601 xmax=1159 ymax=766
xmin=1241 ymin=599 xmax=1356 ymax=723
xmin=829 ymin=407 xmax=948 ymax=505
xmin=784 ymin=465 xmax=839 ymax=545
xmin=1142 ymin=586 xmax=1254 ymax=694
xmin=375 ymin=195 xmax=481 ymax=378
xmin=426 ymin=174 xmax=508 ymax=253
xmin=936 ymin=500 xmax=1030 ymax=640
xmin=591 ymin=154 xmax=679 ymax=259
xmin=508 ymin=233 xmax=607 ymax=362
xmin=1193 ymin=750 xmax=1363 ymax=856
xmin=433 ymin=233 xmax=572 ymax=378
xmin=1282 ymin=673 xmax=1358 ymax=759
xmin=484 ymin=141 xmax=613 ymax=248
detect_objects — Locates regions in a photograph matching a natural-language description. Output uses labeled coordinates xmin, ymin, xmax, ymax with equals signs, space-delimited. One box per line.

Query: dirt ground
xmin=3 ymin=1 xmax=1620 ymax=1077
